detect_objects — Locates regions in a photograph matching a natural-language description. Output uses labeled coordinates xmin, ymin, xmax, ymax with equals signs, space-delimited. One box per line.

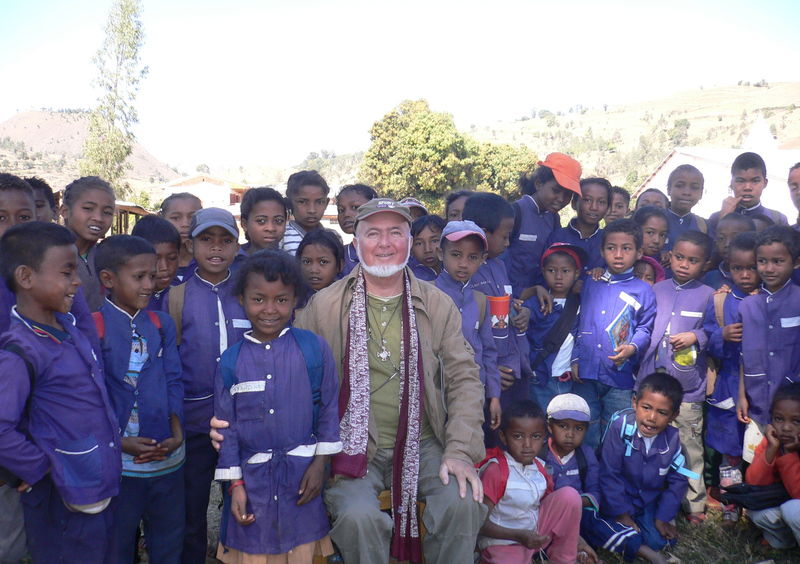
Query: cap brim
xmin=191 ymin=221 xmax=239 ymax=238
xmin=552 ymin=169 xmax=582 ymax=196
xmin=355 ymin=208 xmax=412 ymax=226
xmin=444 ymin=230 xmax=487 ymax=247
xmin=548 ymin=409 xmax=590 ymax=422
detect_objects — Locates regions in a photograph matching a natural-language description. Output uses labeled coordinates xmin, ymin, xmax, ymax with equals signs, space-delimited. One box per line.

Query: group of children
xmin=0 ymin=151 xmax=798 ymax=564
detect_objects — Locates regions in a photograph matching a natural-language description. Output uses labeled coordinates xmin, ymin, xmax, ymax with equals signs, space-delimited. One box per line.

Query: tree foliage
xmin=80 ymin=0 xmax=148 ymax=199
xmin=359 ymin=100 xmax=536 ymax=212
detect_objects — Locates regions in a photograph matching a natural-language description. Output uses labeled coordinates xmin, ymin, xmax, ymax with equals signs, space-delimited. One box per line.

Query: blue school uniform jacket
xmin=525 ymin=296 xmax=580 ymax=383
xmin=704 ymin=286 xmax=747 ymax=410
xmin=542 ymin=442 xmax=601 ymax=510
xmin=665 ymin=210 xmax=706 ymax=251
xmin=215 ymin=328 xmax=341 ymax=554
xmin=638 ymin=279 xmax=714 ymax=403
xmin=0 ymin=309 xmax=121 ymax=505
xmin=178 ymin=270 xmax=251 ymax=433
xmin=701 ymin=263 xmax=733 ymax=291
xmin=97 ymin=300 xmax=183 ymax=442
xmin=408 ymin=256 xmax=438 ymax=282
xmin=573 ymin=270 xmax=656 ymax=389
xmin=505 ymin=195 xmax=560 ymax=297
xmin=738 ymin=281 xmax=800 ymax=425
xmin=0 ymin=280 xmax=99 ymax=352
xmin=471 ymin=257 xmax=530 ymax=379
xmin=599 ymin=409 xmax=689 ymax=523
xmin=341 ymin=243 xmax=359 ymax=276
xmin=435 ymin=270 xmax=501 ymax=399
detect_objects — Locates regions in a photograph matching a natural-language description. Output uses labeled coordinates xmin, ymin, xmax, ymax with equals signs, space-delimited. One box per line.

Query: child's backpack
xmin=601 ymin=408 xmax=699 ymax=480
xmin=92 ymin=310 xmax=164 ymax=341
xmin=720 ymin=482 xmax=790 ymax=510
xmin=219 ymin=328 xmax=324 ymax=433
xmin=476 ymin=446 xmax=554 ymax=499
xmin=705 ymin=291 xmax=727 ymax=396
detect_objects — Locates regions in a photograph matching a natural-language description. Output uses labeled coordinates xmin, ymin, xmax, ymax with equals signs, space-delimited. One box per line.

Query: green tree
xmin=196 ymin=163 xmax=210 ymax=174
xmin=359 ymin=100 xmax=473 ymax=211
xmin=470 ymin=142 xmax=538 ymax=199
xmin=80 ymin=0 xmax=148 ymax=198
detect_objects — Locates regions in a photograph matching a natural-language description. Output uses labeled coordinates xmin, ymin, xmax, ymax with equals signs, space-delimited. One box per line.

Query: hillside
xmin=0 ymin=109 xmax=179 ymax=191
xmin=468 ymin=82 xmax=800 ymax=187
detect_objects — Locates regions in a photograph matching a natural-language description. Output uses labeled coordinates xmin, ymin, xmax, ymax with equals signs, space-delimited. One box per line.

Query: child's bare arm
xmin=297 ymin=455 xmax=328 ymax=506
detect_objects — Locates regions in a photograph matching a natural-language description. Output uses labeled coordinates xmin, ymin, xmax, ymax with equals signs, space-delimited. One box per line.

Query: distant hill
xmin=467 ymin=82 xmax=800 ymax=188
xmin=0 ymin=109 xmax=179 ymax=192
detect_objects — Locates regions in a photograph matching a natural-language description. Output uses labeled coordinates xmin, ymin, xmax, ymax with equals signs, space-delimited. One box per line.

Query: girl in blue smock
xmin=214 ymin=251 xmax=342 ymax=563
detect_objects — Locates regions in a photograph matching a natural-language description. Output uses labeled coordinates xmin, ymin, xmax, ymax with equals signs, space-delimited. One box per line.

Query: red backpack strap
xmin=92 ymin=311 xmax=105 ymax=340
xmin=146 ymin=310 xmax=162 ymax=329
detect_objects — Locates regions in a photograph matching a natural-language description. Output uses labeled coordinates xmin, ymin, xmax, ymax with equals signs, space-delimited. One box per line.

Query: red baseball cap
xmin=537 ymin=152 xmax=582 ymax=196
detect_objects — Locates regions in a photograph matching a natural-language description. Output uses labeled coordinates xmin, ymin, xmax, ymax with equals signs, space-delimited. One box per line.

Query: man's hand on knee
xmin=438 ymin=458 xmax=482 ymax=502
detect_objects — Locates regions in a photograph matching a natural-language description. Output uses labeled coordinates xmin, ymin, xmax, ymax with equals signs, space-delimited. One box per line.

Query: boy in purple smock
xmin=95 ymin=235 xmax=186 ymax=563
xmin=0 ymin=222 xmax=121 ymax=563
xmin=572 ymin=219 xmax=656 ymax=449
xmin=664 ymin=164 xmax=708 ymax=251
xmin=0 ymin=173 xmax=101 ymax=564
xmin=131 ymin=215 xmax=182 ymax=313
xmin=434 ymin=220 xmax=502 ymax=432
xmin=599 ymin=373 xmax=695 ymax=563
xmin=173 ymin=208 xmax=252 ymax=562
xmin=703 ymin=232 xmax=758 ymax=512
xmin=463 ymin=194 xmax=531 ymax=433
xmin=708 ymin=152 xmax=788 ymax=240
xmin=525 ymin=243 xmax=586 ymax=411
xmin=737 ymin=226 xmax=800 ymax=434
xmin=638 ymin=231 xmax=715 ymax=523
xmin=506 ymin=153 xmax=582 ymax=299
xmin=215 ymin=252 xmax=341 ymax=561
xmin=545 ymin=177 xmax=611 ymax=276
xmin=703 ymin=213 xmax=756 ymax=290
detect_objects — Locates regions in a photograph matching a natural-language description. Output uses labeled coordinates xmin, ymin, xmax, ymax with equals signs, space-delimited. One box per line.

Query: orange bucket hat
xmin=537 ymin=152 xmax=582 ymax=196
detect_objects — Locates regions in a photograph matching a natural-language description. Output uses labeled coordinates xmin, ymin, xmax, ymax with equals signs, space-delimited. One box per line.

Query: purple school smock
xmin=703 ymin=286 xmax=747 ymax=456
xmin=638 ymin=279 xmax=714 ymax=403
xmin=545 ymin=220 xmax=605 ymax=275
xmin=542 ymin=443 xmax=600 ymax=509
xmin=97 ymin=300 xmax=183 ymax=441
xmin=573 ymin=270 xmax=656 ymax=390
xmin=178 ymin=270 xmax=251 ymax=434
xmin=435 ymin=270 xmax=501 ymax=399
xmin=505 ymin=195 xmax=559 ymax=297
xmin=702 ymin=263 xmax=733 ymax=291
xmin=708 ymin=203 xmax=788 ymax=240
xmin=524 ymin=296 xmax=579 ymax=382
xmin=0 ymin=309 xmax=121 ymax=505
xmin=470 ymin=257 xmax=529 ymax=379
xmin=738 ymin=281 xmax=800 ymax=426
xmin=214 ymin=329 xmax=341 ymax=555
xmin=408 ymin=256 xmax=438 ymax=282
xmin=665 ymin=210 xmax=706 ymax=251
xmin=599 ymin=408 xmax=689 ymax=524
xmin=341 ymin=243 xmax=359 ymax=276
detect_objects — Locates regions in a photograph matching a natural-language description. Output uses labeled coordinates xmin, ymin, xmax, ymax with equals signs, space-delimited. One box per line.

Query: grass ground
xmin=597 ymin=507 xmax=800 ymax=564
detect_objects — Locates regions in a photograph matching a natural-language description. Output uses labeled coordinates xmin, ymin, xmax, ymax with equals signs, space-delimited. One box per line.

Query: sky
xmin=0 ymin=0 xmax=798 ymax=172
